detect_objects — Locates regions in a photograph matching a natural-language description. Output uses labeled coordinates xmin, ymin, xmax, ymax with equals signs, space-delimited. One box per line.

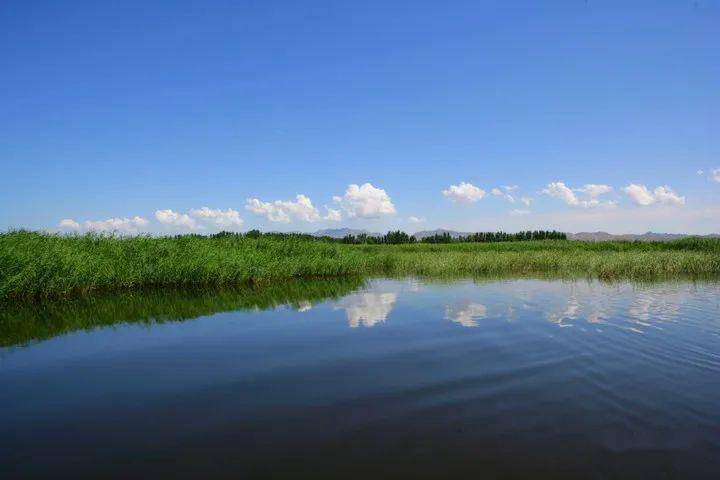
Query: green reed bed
xmin=1 ymin=231 xmax=719 ymax=301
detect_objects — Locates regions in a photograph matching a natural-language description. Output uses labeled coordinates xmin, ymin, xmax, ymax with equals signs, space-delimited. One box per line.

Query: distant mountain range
xmin=313 ymin=228 xmax=382 ymax=238
xmin=315 ymin=228 xmax=718 ymax=242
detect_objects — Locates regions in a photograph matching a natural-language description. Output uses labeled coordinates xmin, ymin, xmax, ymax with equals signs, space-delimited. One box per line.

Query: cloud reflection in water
xmin=444 ymin=301 xmax=487 ymax=327
xmin=335 ymin=292 xmax=398 ymax=328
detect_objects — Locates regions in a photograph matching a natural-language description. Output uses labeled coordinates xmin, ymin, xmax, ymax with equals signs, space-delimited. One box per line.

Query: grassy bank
xmin=1 ymin=231 xmax=719 ymax=301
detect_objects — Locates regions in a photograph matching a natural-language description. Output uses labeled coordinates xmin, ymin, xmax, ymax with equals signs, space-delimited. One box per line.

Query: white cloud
xmin=85 ymin=216 xmax=149 ymax=233
xmin=333 ymin=183 xmax=396 ymax=218
xmin=697 ymin=169 xmax=704 ymax=176
xmin=189 ymin=207 xmax=244 ymax=228
xmin=623 ymin=184 xmax=685 ymax=206
xmin=542 ymin=181 xmax=579 ymax=205
xmin=576 ymin=184 xmax=613 ymax=198
xmin=509 ymin=209 xmax=531 ymax=216
xmin=324 ymin=207 xmax=342 ymax=222
xmin=246 ymin=194 xmax=321 ymax=223
xmin=652 ymin=186 xmax=686 ymax=205
xmin=442 ymin=182 xmax=486 ymax=204
xmin=59 ymin=215 xmax=150 ymax=234
xmin=711 ymin=168 xmax=720 ymax=184
xmin=519 ymin=197 xmax=532 ymax=206
xmin=542 ymin=181 xmax=614 ymax=208
xmin=155 ymin=209 xmax=198 ymax=229
xmin=623 ymin=184 xmax=655 ymax=206
xmin=490 ymin=186 xmax=518 ymax=204
xmin=58 ymin=219 xmax=80 ymax=230
xmin=408 ymin=216 xmax=425 ymax=223
xmin=156 ymin=207 xmax=246 ymax=231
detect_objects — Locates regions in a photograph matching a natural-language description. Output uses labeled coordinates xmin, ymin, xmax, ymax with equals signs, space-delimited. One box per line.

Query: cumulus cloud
xmin=623 ymin=184 xmax=685 ymax=206
xmin=59 ymin=216 xmax=150 ymax=233
xmin=490 ymin=188 xmax=503 ymax=196
xmin=442 ymin=182 xmax=486 ymax=204
xmin=622 ymin=184 xmax=655 ymax=206
xmin=576 ymin=184 xmax=613 ymax=198
xmin=333 ymin=183 xmax=396 ymax=218
xmin=697 ymin=170 xmax=704 ymax=176
xmin=246 ymin=194 xmax=321 ymax=223
xmin=88 ymin=217 xmax=148 ymax=232
xmin=58 ymin=219 xmax=81 ymax=230
xmin=189 ymin=207 xmax=244 ymax=228
xmin=541 ymin=181 xmax=614 ymax=208
xmin=519 ymin=197 xmax=532 ymax=206
xmin=156 ymin=207 xmax=246 ymax=230
xmin=155 ymin=209 xmax=198 ymax=229
xmin=542 ymin=182 xmax=578 ymax=205
xmin=652 ymin=186 xmax=686 ymax=205
xmin=408 ymin=216 xmax=425 ymax=223
xmin=324 ymin=207 xmax=342 ymax=222
xmin=59 ymin=215 xmax=148 ymax=234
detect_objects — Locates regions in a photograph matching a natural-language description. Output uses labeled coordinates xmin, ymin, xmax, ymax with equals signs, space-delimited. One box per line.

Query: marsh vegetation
xmin=1 ymin=230 xmax=719 ymax=301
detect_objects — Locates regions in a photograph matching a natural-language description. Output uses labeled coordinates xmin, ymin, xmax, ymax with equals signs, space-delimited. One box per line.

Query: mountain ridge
xmin=313 ymin=228 xmax=382 ymax=238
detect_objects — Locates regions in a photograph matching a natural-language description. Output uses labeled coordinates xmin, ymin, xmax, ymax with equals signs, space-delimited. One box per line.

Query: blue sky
xmin=2 ymin=0 xmax=719 ymax=234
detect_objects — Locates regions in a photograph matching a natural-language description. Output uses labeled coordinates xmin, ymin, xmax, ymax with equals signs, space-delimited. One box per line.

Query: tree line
xmin=208 ymin=229 xmax=567 ymax=244
xmin=341 ymin=230 xmax=567 ymax=244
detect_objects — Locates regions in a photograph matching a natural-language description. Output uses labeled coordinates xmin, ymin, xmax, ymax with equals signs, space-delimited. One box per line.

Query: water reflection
xmin=532 ymin=282 xmax=713 ymax=333
xmin=296 ymin=300 xmax=313 ymax=312
xmin=628 ymin=289 xmax=688 ymax=323
xmin=546 ymin=295 xmax=581 ymax=327
xmin=444 ymin=301 xmax=487 ymax=327
xmin=335 ymin=292 xmax=398 ymax=328
xmin=0 ymin=278 xmax=363 ymax=347
xmin=1 ymin=277 xmax=719 ymax=347
xmin=2 ymin=277 xmax=719 ymax=479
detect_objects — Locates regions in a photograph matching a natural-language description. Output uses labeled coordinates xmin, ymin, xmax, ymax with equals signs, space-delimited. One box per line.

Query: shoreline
xmin=2 ymin=231 xmax=719 ymax=302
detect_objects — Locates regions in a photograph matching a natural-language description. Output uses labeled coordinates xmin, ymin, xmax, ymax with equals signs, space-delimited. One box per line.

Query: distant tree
xmin=219 ymin=228 xmax=567 ymax=244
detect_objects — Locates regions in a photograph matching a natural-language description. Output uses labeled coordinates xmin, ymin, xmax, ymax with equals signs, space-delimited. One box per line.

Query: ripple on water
xmin=1 ymin=278 xmax=719 ymax=478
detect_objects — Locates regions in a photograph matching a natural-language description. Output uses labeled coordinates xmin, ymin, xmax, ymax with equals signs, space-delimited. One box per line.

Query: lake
xmin=1 ymin=278 xmax=719 ymax=479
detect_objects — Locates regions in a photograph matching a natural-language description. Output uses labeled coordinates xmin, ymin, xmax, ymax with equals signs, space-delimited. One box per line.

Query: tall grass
xmin=1 ymin=231 xmax=719 ymax=301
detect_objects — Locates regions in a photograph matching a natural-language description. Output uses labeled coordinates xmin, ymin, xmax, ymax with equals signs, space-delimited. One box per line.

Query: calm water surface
xmin=1 ymin=279 xmax=719 ymax=479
